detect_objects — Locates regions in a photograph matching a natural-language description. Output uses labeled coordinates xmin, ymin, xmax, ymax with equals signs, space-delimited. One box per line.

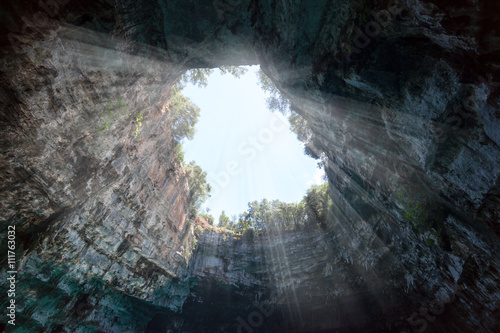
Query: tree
xmin=173 ymin=142 xmax=185 ymax=163
xmin=230 ymin=214 xmax=238 ymax=226
xmin=244 ymin=199 xmax=274 ymax=231
xmin=169 ymin=86 xmax=200 ymax=141
xmin=179 ymin=68 xmax=214 ymax=88
xmin=185 ymin=161 xmax=211 ymax=217
xmin=218 ymin=210 xmax=231 ymax=228
xmin=273 ymin=201 xmax=302 ymax=230
xmin=257 ymin=69 xmax=290 ymax=114
xmin=217 ymin=182 xmax=330 ymax=234
xmin=235 ymin=212 xmax=252 ymax=233
xmin=288 ymin=108 xmax=313 ymax=145
xmin=293 ymin=201 xmax=307 ymax=230
xmin=257 ymin=69 xmax=319 ymax=160
xmin=303 ymin=183 xmax=332 ymax=230
xmin=177 ymin=66 xmax=249 ymax=89
xmin=200 ymin=213 xmax=214 ymax=225
xmin=218 ymin=66 xmax=248 ymax=78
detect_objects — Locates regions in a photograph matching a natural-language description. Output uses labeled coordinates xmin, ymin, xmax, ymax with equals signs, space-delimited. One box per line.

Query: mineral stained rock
xmin=0 ymin=0 xmax=499 ymax=332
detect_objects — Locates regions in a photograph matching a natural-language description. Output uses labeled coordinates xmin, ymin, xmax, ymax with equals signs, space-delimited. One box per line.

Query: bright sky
xmin=181 ymin=65 xmax=325 ymax=222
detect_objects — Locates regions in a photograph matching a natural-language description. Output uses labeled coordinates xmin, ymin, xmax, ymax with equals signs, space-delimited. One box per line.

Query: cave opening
xmin=174 ymin=65 xmax=327 ymax=229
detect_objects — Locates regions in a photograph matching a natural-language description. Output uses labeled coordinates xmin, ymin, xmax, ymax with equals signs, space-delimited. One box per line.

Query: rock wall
xmin=186 ymin=218 xmax=498 ymax=332
xmin=1 ymin=16 xmax=199 ymax=331
xmin=0 ymin=0 xmax=499 ymax=332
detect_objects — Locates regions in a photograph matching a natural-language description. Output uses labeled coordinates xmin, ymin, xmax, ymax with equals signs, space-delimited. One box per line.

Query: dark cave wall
xmin=0 ymin=0 xmax=499 ymax=332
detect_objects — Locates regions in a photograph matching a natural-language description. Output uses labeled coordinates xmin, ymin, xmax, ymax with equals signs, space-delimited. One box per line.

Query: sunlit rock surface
xmin=0 ymin=0 xmax=499 ymax=332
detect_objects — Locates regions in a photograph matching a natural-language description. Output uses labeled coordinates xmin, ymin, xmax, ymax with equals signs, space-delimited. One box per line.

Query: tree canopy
xmin=169 ymin=86 xmax=200 ymax=142
xmin=199 ymin=213 xmax=214 ymax=225
xmin=218 ymin=210 xmax=231 ymax=229
xmin=288 ymin=107 xmax=314 ymax=148
xmin=257 ymin=69 xmax=290 ymax=114
xmin=177 ymin=66 xmax=249 ymax=89
xmin=185 ymin=161 xmax=211 ymax=218
xmin=214 ymin=182 xmax=332 ymax=234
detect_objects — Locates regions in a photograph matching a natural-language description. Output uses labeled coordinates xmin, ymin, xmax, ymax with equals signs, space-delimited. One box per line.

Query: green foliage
xmin=169 ymin=86 xmax=200 ymax=141
xmin=179 ymin=68 xmax=213 ymax=88
xmin=96 ymin=97 xmax=146 ymax=138
xmin=185 ymin=161 xmax=211 ymax=218
xmin=223 ymin=182 xmax=331 ymax=235
xmin=97 ymin=97 xmax=130 ymax=134
xmin=288 ymin=108 xmax=314 ymax=146
xmin=218 ymin=65 xmax=248 ymax=78
xmin=195 ymin=224 xmax=203 ymax=235
xmin=214 ymin=213 xmax=239 ymax=231
xmin=396 ymin=188 xmax=428 ymax=229
xmin=199 ymin=213 xmax=214 ymax=225
xmin=177 ymin=66 xmax=249 ymax=89
xmin=257 ymin=70 xmax=318 ymax=158
xmin=242 ymin=228 xmax=254 ymax=241
xmin=395 ymin=186 xmax=446 ymax=247
xmin=218 ymin=210 xmax=231 ymax=228
xmin=134 ymin=113 xmax=143 ymax=137
xmin=257 ymin=69 xmax=290 ymax=114
xmin=402 ymin=200 xmax=425 ymax=224
xmin=303 ymin=183 xmax=333 ymax=230
xmin=173 ymin=143 xmax=184 ymax=163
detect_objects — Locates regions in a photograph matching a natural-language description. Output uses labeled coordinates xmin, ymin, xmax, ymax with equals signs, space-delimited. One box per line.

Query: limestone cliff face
xmin=1 ymin=0 xmax=499 ymax=332
xmin=1 ymin=19 xmax=198 ymax=331
xmin=187 ymin=220 xmax=497 ymax=332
